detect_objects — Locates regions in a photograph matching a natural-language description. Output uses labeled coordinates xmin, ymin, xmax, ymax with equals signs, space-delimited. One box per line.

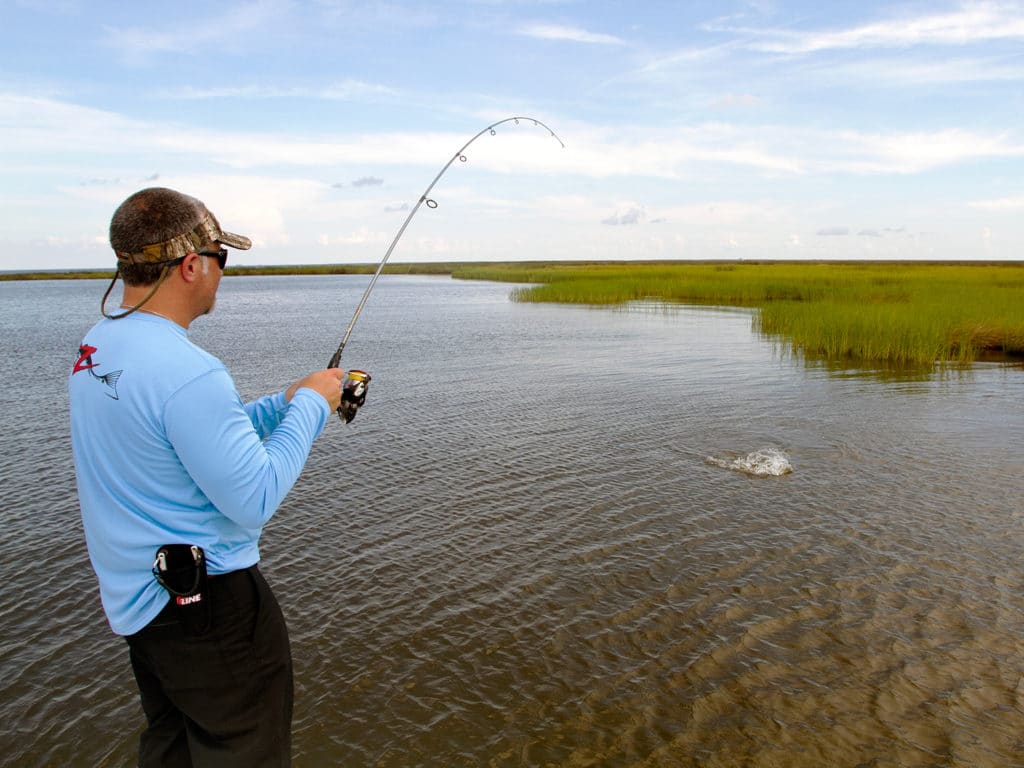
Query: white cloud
xmin=659 ymin=200 xmax=795 ymax=227
xmin=632 ymin=7 xmax=1024 ymax=90
xmin=708 ymin=93 xmax=763 ymax=110
xmin=968 ymin=196 xmax=1024 ymax=210
xmin=819 ymin=55 xmax=1024 ymax=86
xmin=318 ymin=227 xmax=388 ymax=247
xmin=817 ymin=128 xmax=1024 ymax=174
xmin=0 ymin=93 xmax=152 ymax=155
xmin=411 ymin=235 xmax=454 ymax=254
xmin=514 ymin=122 xmax=804 ymax=177
xmin=744 ymin=2 xmax=1024 ymax=55
xmin=101 ymin=0 xmax=286 ymax=57
xmin=7 ymin=93 xmax=1023 ymax=184
xmin=601 ymin=206 xmax=645 ymax=226
xmin=160 ymin=79 xmax=398 ymax=101
xmin=637 ymin=42 xmax=737 ymax=78
xmin=44 ymin=233 xmax=107 ymax=247
xmin=517 ymin=23 xmax=625 ymax=45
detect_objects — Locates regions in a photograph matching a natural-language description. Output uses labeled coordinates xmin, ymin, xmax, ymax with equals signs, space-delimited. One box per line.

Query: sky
xmin=2 ymin=0 xmax=1023 ymax=270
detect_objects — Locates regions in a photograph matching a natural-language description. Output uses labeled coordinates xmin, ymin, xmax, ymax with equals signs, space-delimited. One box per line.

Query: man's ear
xmin=178 ymin=253 xmax=202 ymax=284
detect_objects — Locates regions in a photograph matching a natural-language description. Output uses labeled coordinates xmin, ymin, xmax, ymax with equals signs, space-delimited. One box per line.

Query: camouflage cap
xmin=115 ymin=209 xmax=252 ymax=265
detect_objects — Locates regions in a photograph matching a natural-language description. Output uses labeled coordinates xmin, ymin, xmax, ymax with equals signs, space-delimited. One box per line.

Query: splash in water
xmin=707 ymin=447 xmax=793 ymax=477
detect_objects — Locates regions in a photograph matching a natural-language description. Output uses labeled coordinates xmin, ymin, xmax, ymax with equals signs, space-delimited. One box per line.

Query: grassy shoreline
xmin=456 ymin=261 xmax=1024 ymax=366
xmin=7 ymin=260 xmax=1022 ymax=366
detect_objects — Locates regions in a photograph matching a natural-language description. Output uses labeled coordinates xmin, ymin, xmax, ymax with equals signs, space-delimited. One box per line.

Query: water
xmin=2 ymin=275 xmax=1022 ymax=767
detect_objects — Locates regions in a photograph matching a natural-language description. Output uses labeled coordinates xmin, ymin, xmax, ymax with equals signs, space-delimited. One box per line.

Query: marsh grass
xmin=453 ymin=261 xmax=1024 ymax=366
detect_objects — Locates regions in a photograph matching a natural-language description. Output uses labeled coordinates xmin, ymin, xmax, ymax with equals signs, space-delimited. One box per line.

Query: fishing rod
xmin=329 ymin=116 xmax=565 ymax=423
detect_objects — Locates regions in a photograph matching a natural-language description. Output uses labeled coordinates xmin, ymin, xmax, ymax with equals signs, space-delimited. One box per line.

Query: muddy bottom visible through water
xmin=2 ymin=275 xmax=1022 ymax=767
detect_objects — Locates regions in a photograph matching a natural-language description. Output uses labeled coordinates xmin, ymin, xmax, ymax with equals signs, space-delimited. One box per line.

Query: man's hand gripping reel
xmin=328 ymin=349 xmax=370 ymax=423
xmin=338 ymin=370 xmax=370 ymax=423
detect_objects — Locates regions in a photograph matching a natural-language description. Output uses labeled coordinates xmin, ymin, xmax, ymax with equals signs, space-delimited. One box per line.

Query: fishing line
xmin=327 ymin=116 xmax=565 ymax=422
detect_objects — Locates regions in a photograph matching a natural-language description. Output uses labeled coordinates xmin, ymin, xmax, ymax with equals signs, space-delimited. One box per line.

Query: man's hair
xmin=109 ymin=188 xmax=206 ymax=286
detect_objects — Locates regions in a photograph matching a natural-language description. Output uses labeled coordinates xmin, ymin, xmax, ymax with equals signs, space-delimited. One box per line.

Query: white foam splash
xmin=707 ymin=447 xmax=793 ymax=477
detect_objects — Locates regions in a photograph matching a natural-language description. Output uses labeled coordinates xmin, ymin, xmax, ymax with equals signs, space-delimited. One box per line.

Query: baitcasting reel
xmin=338 ymin=369 xmax=371 ymax=423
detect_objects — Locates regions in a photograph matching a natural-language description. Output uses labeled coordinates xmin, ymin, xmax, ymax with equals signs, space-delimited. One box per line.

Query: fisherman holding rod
xmin=69 ymin=187 xmax=344 ymax=767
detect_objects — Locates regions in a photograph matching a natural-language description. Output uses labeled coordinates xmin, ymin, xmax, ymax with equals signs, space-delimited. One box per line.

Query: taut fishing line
xmin=329 ymin=116 xmax=565 ymax=423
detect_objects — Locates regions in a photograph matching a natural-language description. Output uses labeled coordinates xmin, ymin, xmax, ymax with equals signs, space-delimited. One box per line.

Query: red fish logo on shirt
xmin=73 ymin=344 xmax=123 ymax=400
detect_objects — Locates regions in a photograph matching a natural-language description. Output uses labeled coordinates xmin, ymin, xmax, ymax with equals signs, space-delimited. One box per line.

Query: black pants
xmin=125 ymin=566 xmax=293 ymax=767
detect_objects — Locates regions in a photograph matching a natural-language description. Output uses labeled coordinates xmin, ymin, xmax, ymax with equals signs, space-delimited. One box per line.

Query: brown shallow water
xmin=2 ymin=275 xmax=1022 ymax=767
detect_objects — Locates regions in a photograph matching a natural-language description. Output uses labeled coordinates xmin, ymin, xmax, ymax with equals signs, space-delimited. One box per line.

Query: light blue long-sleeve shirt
xmin=69 ymin=312 xmax=329 ymax=635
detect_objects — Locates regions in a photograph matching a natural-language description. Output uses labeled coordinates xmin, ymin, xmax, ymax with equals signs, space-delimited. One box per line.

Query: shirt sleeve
xmin=164 ymin=369 xmax=330 ymax=530
xmin=244 ymin=391 xmax=289 ymax=439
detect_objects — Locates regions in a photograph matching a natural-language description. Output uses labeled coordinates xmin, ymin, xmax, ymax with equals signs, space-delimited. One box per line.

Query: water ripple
xmin=3 ymin=278 xmax=1023 ymax=767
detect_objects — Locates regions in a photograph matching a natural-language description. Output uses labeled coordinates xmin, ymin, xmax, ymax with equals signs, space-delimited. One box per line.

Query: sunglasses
xmin=197 ymin=248 xmax=228 ymax=270
xmin=159 ymin=248 xmax=228 ymax=271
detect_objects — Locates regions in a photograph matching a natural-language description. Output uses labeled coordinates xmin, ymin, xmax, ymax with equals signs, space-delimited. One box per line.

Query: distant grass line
xmin=0 ymin=269 xmax=118 ymax=281
xmin=0 ymin=262 xmax=460 ymax=281
xmin=7 ymin=260 xmax=1022 ymax=366
xmin=452 ymin=261 xmax=1024 ymax=366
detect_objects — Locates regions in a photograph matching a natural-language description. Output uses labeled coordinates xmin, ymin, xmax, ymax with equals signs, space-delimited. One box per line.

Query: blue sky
xmin=3 ymin=0 xmax=1023 ymax=269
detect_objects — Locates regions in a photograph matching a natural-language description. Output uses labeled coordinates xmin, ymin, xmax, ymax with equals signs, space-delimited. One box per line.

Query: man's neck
xmin=120 ymin=289 xmax=193 ymax=329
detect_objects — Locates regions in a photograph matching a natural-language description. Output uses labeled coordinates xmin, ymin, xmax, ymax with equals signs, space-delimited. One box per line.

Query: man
xmin=69 ymin=187 xmax=345 ymax=767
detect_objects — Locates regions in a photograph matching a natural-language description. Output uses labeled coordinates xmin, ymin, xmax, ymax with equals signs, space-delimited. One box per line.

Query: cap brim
xmin=219 ymin=230 xmax=251 ymax=250
xmin=116 ymin=208 xmax=252 ymax=264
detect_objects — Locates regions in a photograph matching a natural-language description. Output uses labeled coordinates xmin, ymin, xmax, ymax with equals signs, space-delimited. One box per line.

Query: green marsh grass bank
xmin=452 ymin=261 xmax=1024 ymax=367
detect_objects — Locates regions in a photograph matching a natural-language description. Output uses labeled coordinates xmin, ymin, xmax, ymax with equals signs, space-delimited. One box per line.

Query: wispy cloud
xmin=824 ymin=128 xmax=1024 ymax=174
xmin=317 ymin=227 xmax=388 ymax=247
xmin=738 ymin=2 xmax=1024 ymax=55
xmin=602 ymin=206 xmax=645 ymax=225
xmin=0 ymin=93 xmax=154 ymax=155
xmin=968 ymin=196 xmax=1024 ymax=210
xmin=708 ymin=93 xmax=763 ymax=110
xmin=160 ymin=80 xmax=397 ymax=101
xmin=819 ymin=54 xmax=1024 ymax=86
xmin=634 ymin=6 xmax=1024 ymax=89
xmin=518 ymin=23 xmax=625 ymax=45
xmin=77 ymin=172 xmax=159 ymax=187
xmin=8 ymin=93 xmax=1023 ymax=183
xmin=636 ymin=39 xmax=742 ymax=78
xmin=351 ymin=176 xmax=384 ymax=187
xmin=102 ymin=0 xmax=285 ymax=57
